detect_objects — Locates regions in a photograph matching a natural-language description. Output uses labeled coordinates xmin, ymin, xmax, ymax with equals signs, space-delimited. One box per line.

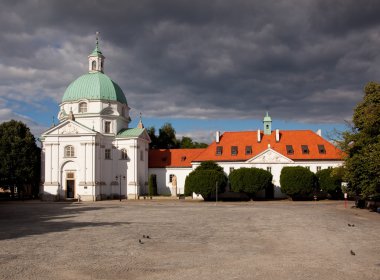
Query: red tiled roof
xmin=193 ymin=130 xmax=344 ymax=162
xmin=149 ymin=148 xmax=206 ymax=168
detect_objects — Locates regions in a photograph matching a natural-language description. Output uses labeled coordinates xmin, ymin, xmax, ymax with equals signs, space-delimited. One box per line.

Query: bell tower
xmin=88 ymin=32 xmax=105 ymax=73
xmin=263 ymin=112 xmax=272 ymax=135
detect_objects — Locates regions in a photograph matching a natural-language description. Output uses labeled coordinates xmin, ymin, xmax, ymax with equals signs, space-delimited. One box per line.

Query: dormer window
xmin=286 ymin=145 xmax=294 ymax=155
xmin=245 ymin=146 xmax=252 ymax=155
xmin=79 ymin=102 xmax=87 ymax=113
xmin=92 ymin=60 xmax=96 ymax=70
xmin=318 ymin=144 xmax=326 ymax=154
xmin=231 ymin=146 xmax=238 ymax=156
xmin=181 ymin=156 xmax=186 ymax=161
xmin=216 ymin=146 xmax=223 ymax=156
xmin=301 ymin=145 xmax=309 ymax=154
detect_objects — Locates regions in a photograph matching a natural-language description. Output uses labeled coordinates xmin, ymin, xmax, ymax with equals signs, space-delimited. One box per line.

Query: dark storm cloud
xmin=1 ymin=0 xmax=380 ymax=125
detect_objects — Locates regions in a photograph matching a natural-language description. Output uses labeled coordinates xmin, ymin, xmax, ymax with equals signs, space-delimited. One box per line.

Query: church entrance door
xmin=66 ymin=179 xmax=75 ymax=199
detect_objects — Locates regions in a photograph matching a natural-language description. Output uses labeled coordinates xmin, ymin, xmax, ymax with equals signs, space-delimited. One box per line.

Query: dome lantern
xmin=88 ymin=32 xmax=105 ymax=73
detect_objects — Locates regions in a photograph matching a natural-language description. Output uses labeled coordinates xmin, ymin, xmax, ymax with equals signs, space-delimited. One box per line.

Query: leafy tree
xmin=158 ymin=123 xmax=178 ymax=149
xmin=184 ymin=161 xmax=227 ymax=200
xmin=0 ymin=120 xmax=40 ymax=198
xmin=229 ymin=168 xmax=272 ymax=198
xmin=179 ymin=136 xmax=208 ymax=148
xmin=340 ymin=82 xmax=380 ymax=199
xmin=194 ymin=160 xmax=223 ymax=172
xmin=316 ymin=168 xmax=343 ymax=199
xmin=148 ymin=174 xmax=158 ymax=196
xmin=280 ymin=166 xmax=317 ymax=200
xmin=147 ymin=126 xmax=158 ymax=149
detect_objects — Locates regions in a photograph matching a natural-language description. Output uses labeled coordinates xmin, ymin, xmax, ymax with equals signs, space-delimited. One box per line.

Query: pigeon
xmin=350 ymin=250 xmax=356 ymax=256
xmin=146 ymin=235 xmax=150 ymax=239
xmin=348 ymin=224 xmax=352 ymax=227
xmin=143 ymin=235 xmax=146 ymax=238
xmin=352 ymin=224 xmax=355 ymax=227
xmin=139 ymin=239 xmax=144 ymax=244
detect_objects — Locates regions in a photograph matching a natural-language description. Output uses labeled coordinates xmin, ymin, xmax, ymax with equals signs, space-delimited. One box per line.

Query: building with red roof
xmin=148 ymin=113 xmax=344 ymax=198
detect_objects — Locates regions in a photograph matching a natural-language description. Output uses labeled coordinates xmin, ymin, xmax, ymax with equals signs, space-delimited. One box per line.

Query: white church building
xmin=41 ymin=39 xmax=344 ymax=201
xmin=41 ymin=38 xmax=150 ymax=201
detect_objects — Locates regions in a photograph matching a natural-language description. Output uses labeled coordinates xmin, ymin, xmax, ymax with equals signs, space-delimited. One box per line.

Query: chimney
xmin=216 ymin=131 xmax=220 ymax=143
xmin=275 ymin=129 xmax=280 ymax=142
xmin=316 ymin=129 xmax=322 ymax=137
xmin=257 ymin=129 xmax=261 ymax=143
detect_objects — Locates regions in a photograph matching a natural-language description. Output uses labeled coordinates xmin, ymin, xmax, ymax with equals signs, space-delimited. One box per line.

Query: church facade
xmin=41 ymin=39 xmax=344 ymax=201
xmin=41 ymin=39 xmax=150 ymax=201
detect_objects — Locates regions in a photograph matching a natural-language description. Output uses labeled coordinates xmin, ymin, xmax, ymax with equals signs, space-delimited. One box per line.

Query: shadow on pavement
xmin=0 ymin=202 xmax=129 ymax=241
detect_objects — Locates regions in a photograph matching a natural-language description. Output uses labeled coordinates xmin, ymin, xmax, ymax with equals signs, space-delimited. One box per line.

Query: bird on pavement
xmin=350 ymin=250 xmax=356 ymax=256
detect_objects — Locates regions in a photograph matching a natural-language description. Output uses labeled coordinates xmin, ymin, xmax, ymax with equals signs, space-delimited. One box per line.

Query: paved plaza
xmin=0 ymin=200 xmax=379 ymax=280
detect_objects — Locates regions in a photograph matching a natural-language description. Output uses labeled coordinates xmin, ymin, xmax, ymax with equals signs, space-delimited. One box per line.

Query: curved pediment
xmin=100 ymin=107 xmax=114 ymax=115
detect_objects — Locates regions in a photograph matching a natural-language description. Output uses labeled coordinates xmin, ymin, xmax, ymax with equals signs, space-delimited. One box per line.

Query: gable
xmin=42 ymin=120 xmax=96 ymax=136
xmin=246 ymin=148 xmax=293 ymax=164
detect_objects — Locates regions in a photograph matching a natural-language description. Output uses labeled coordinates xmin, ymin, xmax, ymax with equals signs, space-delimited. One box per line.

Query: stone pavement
xmin=0 ymin=200 xmax=379 ymax=280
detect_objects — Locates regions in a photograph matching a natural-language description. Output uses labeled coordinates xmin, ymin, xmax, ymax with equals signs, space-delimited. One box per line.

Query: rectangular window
xmin=317 ymin=166 xmax=322 ymax=172
xmin=169 ymin=174 xmax=174 ymax=183
xmin=301 ymin=145 xmax=309 ymax=154
xmin=230 ymin=167 xmax=235 ymax=173
xmin=328 ymin=166 xmax=333 ymax=169
xmin=305 ymin=166 xmax=310 ymax=170
xmin=216 ymin=146 xmax=223 ymax=155
xmin=245 ymin=146 xmax=252 ymax=155
xmin=105 ymin=121 xmax=111 ymax=133
xmin=286 ymin=145 xmax=294 ymax=155
xmin=105 ymin=149 xmax=111 ymax=159
xmin=231 ymin=146 xmax=238 ymax=156
xmin=318 ymin=144 xmax=326 ymax=154
xmin=267 ymin=167 xmax=272 ymax=173
xmin=140 ymin=150 xmax=144 ymax=161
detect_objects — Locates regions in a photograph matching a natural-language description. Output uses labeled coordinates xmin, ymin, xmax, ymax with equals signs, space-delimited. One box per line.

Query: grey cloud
xmin=0 ymin=0 xmax=379 ymax=127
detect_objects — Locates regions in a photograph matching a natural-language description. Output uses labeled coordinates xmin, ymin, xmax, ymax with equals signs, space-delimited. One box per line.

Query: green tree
xmin=147 ymin=126 xmax=158 ymax=149
xmin=158 ymin=123 xmax=178 ymax=149
xmin=179 ymin=136 xmax=208 ymax=148
xmin=148 ymin=174 xmax=158 ymax=196
xmin=184 ymin=161 xmax=227 ymax=200
xmin=280 ymin=166 xmax=317 ymax=200
xmin=316 ymin=168 xmax=343 ymax=199
xmin=340 ymin=82 xmax=380 ymax=199
xmin=229 ymin=168 xmax=272 ymax=198
xmin=0 ymin=120 xmax=40 ymax=198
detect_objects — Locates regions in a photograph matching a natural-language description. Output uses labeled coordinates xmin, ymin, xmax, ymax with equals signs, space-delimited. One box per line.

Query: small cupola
xmin=88 ymin=32 xmax=105 ymax=73
xmin=263 ymin=112 xmax=272 ymax=135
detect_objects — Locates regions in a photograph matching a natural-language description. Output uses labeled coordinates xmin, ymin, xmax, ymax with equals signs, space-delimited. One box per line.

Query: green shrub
xmin=184 ymin=165 xmax=227 ymax=200
xmin=195 ymin=161 xmax=224 ymax=172
xmin=148 ymin=174 xmax=158 ymax=196
xmin=280 ymin=166 xmax=317 ymax=200
xmin=316 ymin=168 xmax=343 ymax=199
xmin=229 ymin=168 xmax=272 ymax=197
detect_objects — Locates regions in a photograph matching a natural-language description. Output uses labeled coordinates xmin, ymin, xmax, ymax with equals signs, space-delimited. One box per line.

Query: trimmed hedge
xmin=316 ymin=168 xmax=343 ymax=199
xmin=229 ymin=167 xmax=272 ymax=197
xmin=184 ymin=168 xmax=227 ymax=200
xmin=280 ymin=166 xmax=317 ymax=200
xmin=148 ymin=174 xmax=158 ymax=196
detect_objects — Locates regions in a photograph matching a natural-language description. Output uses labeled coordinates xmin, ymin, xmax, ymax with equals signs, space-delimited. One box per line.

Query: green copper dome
xmin=62 ymin=72 xmax=127 ymax=104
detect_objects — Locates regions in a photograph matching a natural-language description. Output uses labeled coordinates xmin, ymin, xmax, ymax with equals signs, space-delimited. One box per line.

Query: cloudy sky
xmin=1 ymin=0 xmax=379 ymax=142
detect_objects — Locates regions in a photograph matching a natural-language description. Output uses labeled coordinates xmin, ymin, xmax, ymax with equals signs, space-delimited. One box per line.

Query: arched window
xmin=78 ymin=102 xmax=87 ymax=113
xmin=65 ymin=145 xmax=75 ymax=157
xmin=121 ymin=149 xmax=128 ymax=160
xmin=92 ymin=60 xmax=96 ymax=70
